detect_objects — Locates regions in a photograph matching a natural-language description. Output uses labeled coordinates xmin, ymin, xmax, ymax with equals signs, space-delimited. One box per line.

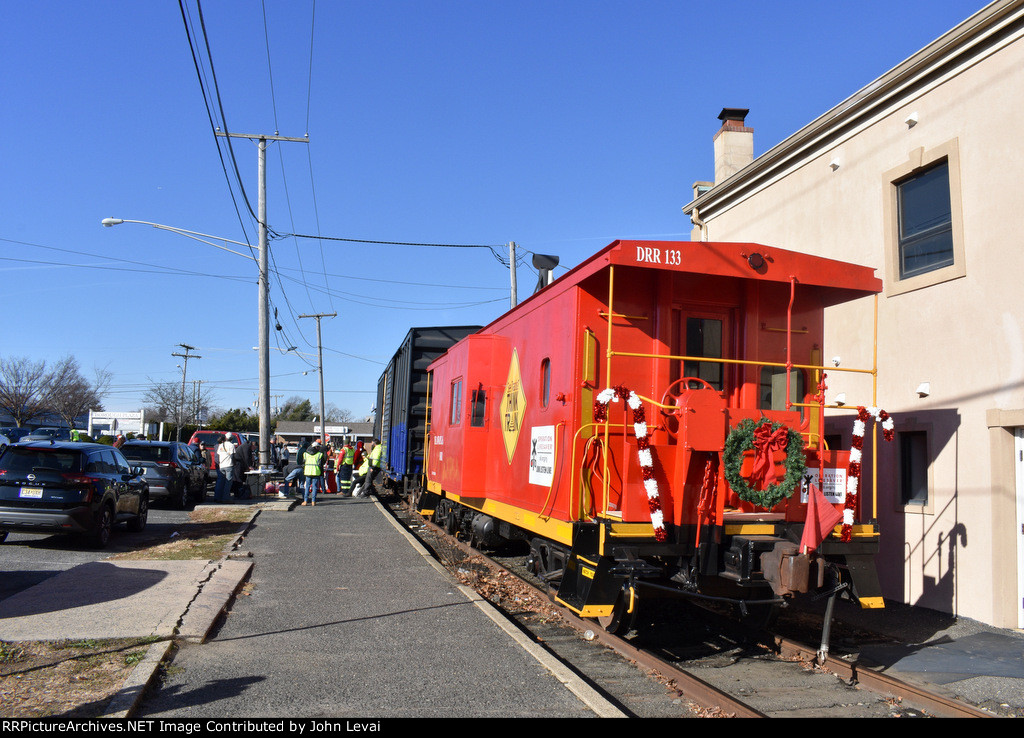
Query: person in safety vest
xmin=301 ymin=440 xmax=325 ymax=507
xmin=337 ymin=441 xmax=355 ymax=497
xmin=355 ymin=438 xmax=383 ymax=498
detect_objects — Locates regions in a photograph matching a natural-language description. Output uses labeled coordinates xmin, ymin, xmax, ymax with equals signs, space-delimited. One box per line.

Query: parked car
xmin=188 ymin=430 xmax=246 ymax=480
xmin=1 ymin=427 xmax=32 ymax=444
xmin=119 ymin=440 xmax=207 ymax=509
xmin=0 ymin=441 xmax=149 ymax=548
xmin=18 ymin=427 xmax=71 ymax=443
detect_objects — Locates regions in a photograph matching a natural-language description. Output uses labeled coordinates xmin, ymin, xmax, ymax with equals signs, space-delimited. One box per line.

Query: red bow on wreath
xmin=751 ymin=421 xmax=789 ymax=489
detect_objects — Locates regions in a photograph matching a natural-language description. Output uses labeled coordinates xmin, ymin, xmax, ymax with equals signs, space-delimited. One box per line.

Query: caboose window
xmin=541 ymin=358 xmax=551 ymax=408
xmin=470 ymin=387 xmax=486 ymax=427
xmin=896 ymin=160 xmax=954 ymax=279
xmin=759 ymin=367 xmax=805 ymax=415
xmin=683 ymin=318 xmax=723 ymax=390
xmin=450 ymin=379 xmax=463 ymax=426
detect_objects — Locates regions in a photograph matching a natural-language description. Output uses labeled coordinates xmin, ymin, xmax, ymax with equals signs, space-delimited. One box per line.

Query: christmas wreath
xmin=723 ymin=418 xmax=806 ymax=510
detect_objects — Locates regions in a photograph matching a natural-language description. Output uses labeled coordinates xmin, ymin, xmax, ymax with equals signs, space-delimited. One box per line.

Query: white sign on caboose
xmin=529 ymin=426 xmax=555 ymax=486
xmin=800 ymin=468 xmax=848 ymax=504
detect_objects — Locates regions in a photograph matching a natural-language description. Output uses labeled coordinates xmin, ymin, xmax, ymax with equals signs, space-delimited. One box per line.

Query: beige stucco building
xmin=683 ymin=1 xmax=1024 ymax=628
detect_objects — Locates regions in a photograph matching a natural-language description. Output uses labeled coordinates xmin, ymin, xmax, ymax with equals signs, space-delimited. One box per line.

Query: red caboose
xmin=422 ymin=240 xmax=885 ymax=632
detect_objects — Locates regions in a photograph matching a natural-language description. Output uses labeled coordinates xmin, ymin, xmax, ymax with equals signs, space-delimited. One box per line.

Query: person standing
xmin=325 ymin=442 xmax=338 ymax=494
xmin=337 ymin=440 xmax=355 ymax=497
xmin=232 ymin=436 xmax=251 ymax=499
xmin=301 ymin=440 xmax=325 ymax=506
xmin=354 ymin=438 xmax=383 ymax=497
xmin=214 ymin=434 xmax=236 ymax=503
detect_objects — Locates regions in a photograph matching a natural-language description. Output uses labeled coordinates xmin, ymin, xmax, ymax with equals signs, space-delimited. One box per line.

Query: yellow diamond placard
xmin=502 ymin=349 xmax=527 ymax=464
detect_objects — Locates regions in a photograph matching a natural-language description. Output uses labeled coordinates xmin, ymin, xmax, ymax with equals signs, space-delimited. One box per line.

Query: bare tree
xmin=325 ymin=404 xmax=355 ymax=423
xmin=0 ymin=356 xmax=50 ymax=427
xmin=143 ymin=378 xmax=215 ymax=425
xmin=142 ymin=379 xmax=183 ymax=423
xmin=46 ymin=356 xmax=110 ymax=428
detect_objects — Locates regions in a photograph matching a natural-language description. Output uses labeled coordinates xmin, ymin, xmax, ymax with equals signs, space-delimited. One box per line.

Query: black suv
xmin=120 ymin=440 xmax=207 ymax=509
xmin=0 ymin=442 xmax=149 ymax=548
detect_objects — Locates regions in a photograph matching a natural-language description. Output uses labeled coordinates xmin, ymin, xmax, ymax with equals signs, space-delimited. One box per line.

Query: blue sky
xmin=1 ymin=0 xmax=986 ymax=420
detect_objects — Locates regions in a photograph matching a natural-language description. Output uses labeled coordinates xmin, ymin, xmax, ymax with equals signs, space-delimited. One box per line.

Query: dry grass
xmin=0 ymin=638 xmax=162 ymax=718
xmin=109 ymin=506 xmax=253 ymax=561
xmin=1 ymin=505 xmax=254 ymax=717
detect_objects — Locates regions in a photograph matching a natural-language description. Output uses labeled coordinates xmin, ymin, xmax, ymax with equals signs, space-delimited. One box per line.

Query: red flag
xmin=801 ymin=483 xmax=842 ymax=553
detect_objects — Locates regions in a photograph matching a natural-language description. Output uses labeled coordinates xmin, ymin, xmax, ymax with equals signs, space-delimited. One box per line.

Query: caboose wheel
xmin=597 ymin=585 xmax=637 ymax=636
xmin=660 ymin=376 xmax=716 ymax=418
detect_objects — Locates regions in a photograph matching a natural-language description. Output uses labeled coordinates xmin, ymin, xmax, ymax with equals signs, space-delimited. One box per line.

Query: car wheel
xmin=89 ymin=505 xmax=114 ymax=549
xmin=0 ymin=530 xmax=7 ymax=543
xmin=128 ymin=495 xmax=148 ymax=533
xmin=176 ymin=480 xmax=191 ymax=510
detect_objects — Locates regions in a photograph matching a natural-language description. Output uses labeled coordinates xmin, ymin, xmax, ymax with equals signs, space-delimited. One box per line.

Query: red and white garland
xmin=594 ymin=386 xmax=667 ymax=542
xmin=844 ymin=406 xmax=894 ymax=541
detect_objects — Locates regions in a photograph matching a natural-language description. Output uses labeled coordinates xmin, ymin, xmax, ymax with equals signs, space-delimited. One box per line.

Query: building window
xmin=470 ymin=386 xmax=486 ymax=427
xmin=896 ymin=160 xmax=953 ymax=279
xmin=450 ymin=379 xmax=463 ymax=426
xmin=899 ymin=430 xmax=929 ymax=506
xmin=883 ymin=140 xmax=965 ymax=296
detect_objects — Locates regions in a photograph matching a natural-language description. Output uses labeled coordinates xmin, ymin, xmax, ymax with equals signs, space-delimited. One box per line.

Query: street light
xmin=103 ymin=217 xmax=273 ymax=471
xmin=101 ymin=219 xmax=257 ymax=262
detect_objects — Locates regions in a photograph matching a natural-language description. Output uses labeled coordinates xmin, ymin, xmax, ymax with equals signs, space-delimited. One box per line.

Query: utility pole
xmin=217 ymin=130 xmax=309 ymax=469
xmin=171 ymin=344 xmax=201 ymax=441
xmin=298 ymin=312 xmax=336 ymax=446
xmin=191 ymin=380 xmax=205 ymax=426
xmin=509 ymin=241 xmax=518 ymax=309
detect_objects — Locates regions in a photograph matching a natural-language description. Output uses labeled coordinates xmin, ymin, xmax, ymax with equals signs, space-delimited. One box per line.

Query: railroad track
xmin=382 ymin=494 xmax=995 ymax=718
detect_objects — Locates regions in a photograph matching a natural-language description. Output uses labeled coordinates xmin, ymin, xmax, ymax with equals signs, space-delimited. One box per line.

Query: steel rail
xmin=774 ymin=636 xmax=995 ymax=718
xmin=396 ymin=501 xmax=992 ymax=718
xmin=414 ymin=514 xmax=766 ymax=717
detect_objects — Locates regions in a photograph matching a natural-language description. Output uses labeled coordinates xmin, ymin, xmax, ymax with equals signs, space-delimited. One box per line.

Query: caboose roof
xmin=571 ymin=240 xmax=881 ymax=296
xmin=464 ymin=240 xmax=881 ymax=342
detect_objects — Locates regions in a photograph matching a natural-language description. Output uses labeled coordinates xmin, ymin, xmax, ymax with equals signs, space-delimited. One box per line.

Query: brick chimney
xmin=713 ymin=108 xmax=753 ymax=184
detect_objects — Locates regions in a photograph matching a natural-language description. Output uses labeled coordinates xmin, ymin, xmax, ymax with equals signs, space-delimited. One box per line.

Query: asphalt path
xmin=0 ymin=499 xmax=207 ymax=603
xmin=137 ymin=495 xmax=601 ymax=718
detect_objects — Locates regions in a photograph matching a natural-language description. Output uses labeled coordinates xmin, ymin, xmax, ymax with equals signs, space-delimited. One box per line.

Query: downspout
xmin=690 ymin=207 xmax=708 ymax=242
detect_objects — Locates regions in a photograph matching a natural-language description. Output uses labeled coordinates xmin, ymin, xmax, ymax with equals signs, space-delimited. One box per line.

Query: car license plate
xmin=19 ymin=487 xmax=43 ymax=498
